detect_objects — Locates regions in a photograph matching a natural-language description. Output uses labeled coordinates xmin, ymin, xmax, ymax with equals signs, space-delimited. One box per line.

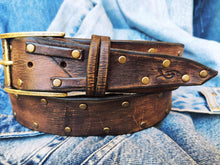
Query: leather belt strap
xmin=9 ymin=91 xmax=172 ymax=136
xmin=3 ymin=35 xmax=217 ymax=96
xmin=0 ymin=32 xmax=217 ymax=136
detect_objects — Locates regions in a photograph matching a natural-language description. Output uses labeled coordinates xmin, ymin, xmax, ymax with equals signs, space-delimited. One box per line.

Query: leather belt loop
xmin=96 ymin=36 xmax=111 ymax=96
xmin=86 ymin=35 xmax=101 ymax=96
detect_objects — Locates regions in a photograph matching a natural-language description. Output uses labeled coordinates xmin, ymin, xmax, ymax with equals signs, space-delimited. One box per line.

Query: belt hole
xmin=60 ymin=61 xmax=67 ymax=68
xmin=27 ymin=61 xmax=34 ymax=68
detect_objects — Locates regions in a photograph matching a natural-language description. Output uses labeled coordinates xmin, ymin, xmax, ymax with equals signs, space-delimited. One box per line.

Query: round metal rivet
xmin=142 ymin=77 xmax=150 ymax=85
xmin=140 ymin=121 xmax=147 ymax=128
xmin=10 ymin=45 xmax=12 ymax=51
xmin=13 ymin=112 xmax=16 ymax=118
xmin=200 ymin=70 xmax=208 ymax=78
xmin=122 ymin=101 xmax=129 ymax=108
xmin=182 ymin=74 xmax=190 ymax=82
xmin=103 ymin=127 xmax=110 ymax=134
xmin=53 ymin=79 xmax=62 ymax=87
xmin=72 ymin=50 xmax=81 ymax=59
xmin=14 ymin=94 xmax=19 ymax=99
xmin=165 ymin=108 xmax=170 ymax=114
xmin=17 ymin=79 xmax=23 ymax=87
xmin=79 ymin=103 xmax=87 ymax=110
xmin=162 ymin=59 xmax=171 ymax=68
xmin=33 ymin=122 xmax=39 ymax=129
xmin=148 ymin=48 xmax=156 ymax=53
xmin=26 ymin=44 xmax=35 ymax=53
xmin=41 ymin=98 xmax=48 ymax=105
xmin=118 ymin=56 xmax=127 ymax=64
xmin=64 ymin=127 xmax=72 ymax=134
xmin=178 ymin=50 xmax=181 ymax=56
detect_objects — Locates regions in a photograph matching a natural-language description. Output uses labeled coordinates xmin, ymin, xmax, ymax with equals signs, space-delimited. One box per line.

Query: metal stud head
xmin=200 ymin=70 xmax=208 ymax=78
xmin=148 ymin=48 xmax=156 ymax=53
xmin=121 ymin=101 xmax=129 ymax=108
xmin=14 ymin=94 xmax=19 ymax=99
xmin=41 ymin=98 xmax=48 ymax=105
xmin=17 ymin=79 xmax=23 ymax=87
xmin=178 ymin=50 xmax=182 ymax=56
xmin=140 ymin=121 xmax=147 ymax=129
xmin=79 ymin=103 xmax=87 ymax=110
xmin=64 ymin=127 xmax=72 ymax=134
xmin=118 ymin=56 xmax=127 ymax=64
xmin=13 ymin=111 xmax=16 ymax=118
xmin=72 ymin=50 xmax=81 ymax=59
xmin=52 ymin=79 xmax=62 ymax=87
xmin=142 ymin=77 xmax=150 ymax=85
xmin=33 ymin=122 xmax=39 ymax=129
xmin=182 ymin=74 xmax=190 ymax=82
xmin=162 ymin=59 xmax=171 ymax=68
xmin=26 ymin=44 xmax=35 ymax=53
xmin=103 ymin=127 xmax=110 ymax=134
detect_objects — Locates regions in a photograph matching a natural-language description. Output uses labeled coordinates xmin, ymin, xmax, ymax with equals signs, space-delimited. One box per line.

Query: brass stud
xmin=103 ymin=127 xmax=110 ymax=134
xmin=26 ymin=44 xmax=35 ymax=53
xmin=17 ymin=79 xmax=23 ymax=87
xmin=41 ymin=98 xmax=48 ymax=105
xmin=162 ymin=59 xmax=171 ymax=68
xmin=52 ymin=79 xmax=62 ymax=87
xmin=72 ymin=50 xmax=81 ymax=59
xmin=140 ymin=121 xmax=147 ymax=128
xmin=178 ymin=50 xmax=182 ymax=56
xmin=148 ymin=48 xmax=156 ymax=53
xmin=182 ymin=74 xmax=190 ymax=82
xmin=118 ymin=56 xmax=127 ymax=64
xmin=200 ymin=70 xmax=208 ymax=78
xmin=122 ymin=101 xmax=129 ymax=108
xmin=79 ymin=103 xmax=87 ymax=110
xmin=14 ymin=94 xmax=19 ymax=99
xmin=165 ymin=108 xmax=170 ymax=114
xmin=33 ymin=122 xmax=39 ymax=129
xmin=64 ymin=127 xmax=72 ymax=134
xmin=13 ymin=112 xmax=16 ymax=118
xmin=10 ymin=45 xmax=12 ymax=51
xmin=142 ymin=77 xmax=150 ymax=85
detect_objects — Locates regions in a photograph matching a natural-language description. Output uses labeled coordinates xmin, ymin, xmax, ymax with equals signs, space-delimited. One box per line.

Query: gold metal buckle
xmin=0 ymin=32 xmax=65 ymax=39
xmin=1 ymin=39 xmax=11 ymax=87
xmin=5 ymin=88 xmax=68 ymax=97
xmin=0 ymin=61 xmax=13 ymax=65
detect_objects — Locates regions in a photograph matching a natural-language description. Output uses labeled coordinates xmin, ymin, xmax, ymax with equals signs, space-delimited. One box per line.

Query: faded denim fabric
xmin=0 ymin=0 xmax=220 ymax=164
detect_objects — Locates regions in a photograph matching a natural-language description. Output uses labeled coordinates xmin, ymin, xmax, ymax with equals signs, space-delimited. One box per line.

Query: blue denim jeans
xmin=0 ymin=0 xmax=220 ymax=164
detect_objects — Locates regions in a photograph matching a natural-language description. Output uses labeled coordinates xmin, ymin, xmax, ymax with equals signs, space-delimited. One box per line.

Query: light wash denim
xmin=0 ymin=0 xmax=220 ymax=164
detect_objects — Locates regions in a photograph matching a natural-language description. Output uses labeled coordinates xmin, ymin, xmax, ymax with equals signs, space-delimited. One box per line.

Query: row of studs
xmin=118 ymin=54 xmax=208 ymax=85
xmin=26 ymin=43 xmax=82 ymax=59
xmin=13 ymin=92 xmax=170 ymax=135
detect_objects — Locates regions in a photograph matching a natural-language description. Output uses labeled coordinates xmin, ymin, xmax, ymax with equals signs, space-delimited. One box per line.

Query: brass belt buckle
xmin=0 ymin=32 xmax=67 ymax=97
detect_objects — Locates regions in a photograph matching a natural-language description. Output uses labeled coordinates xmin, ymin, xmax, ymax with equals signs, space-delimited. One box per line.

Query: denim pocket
xmin=172 ymin=86 xmax=220 ymax=114
xmin=200 ymin=87 xmax=220 ymax=114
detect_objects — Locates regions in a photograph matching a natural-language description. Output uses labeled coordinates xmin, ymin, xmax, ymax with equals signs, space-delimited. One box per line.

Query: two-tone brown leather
xmin=0 ymin=32 xmax=217 ymax=136
xmin=10 ymin=91 xmax=172 ymax=136
xmin=8 ymin=36 xmax=217 ymax=95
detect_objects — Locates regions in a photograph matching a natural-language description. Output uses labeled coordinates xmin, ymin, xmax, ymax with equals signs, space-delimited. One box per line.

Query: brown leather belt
xmin=0 ymin=32 xmax=217 ymax=136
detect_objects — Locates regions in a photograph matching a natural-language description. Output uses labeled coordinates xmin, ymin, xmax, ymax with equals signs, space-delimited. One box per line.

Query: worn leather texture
xmin=1 ymin=33 xmax=217 ymax=136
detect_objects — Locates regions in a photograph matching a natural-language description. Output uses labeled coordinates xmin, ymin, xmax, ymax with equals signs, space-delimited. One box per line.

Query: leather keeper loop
xmin=96 ymin=36 xmax=111 ymax=96
xmin=86 ymin=35 xmax=101 ymax=96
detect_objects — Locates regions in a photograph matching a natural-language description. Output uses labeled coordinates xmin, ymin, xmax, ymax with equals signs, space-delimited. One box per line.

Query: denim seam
xmin=20 ymin=136 xmax=68 ymax=164
xmin=81 ymin=134 xmax=131 ymax=164
xmin=39 ymin=137 xmax=71 ymax=165
xmin=0 ymin=131 xmax=39 ymax=136
xmin=0 ymin=114 xmax=13 ymax=117
xmin=156 ymin=129 xmax=198 ymax=164
xmin=171 ymin=107 xmax=218 ymax=114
